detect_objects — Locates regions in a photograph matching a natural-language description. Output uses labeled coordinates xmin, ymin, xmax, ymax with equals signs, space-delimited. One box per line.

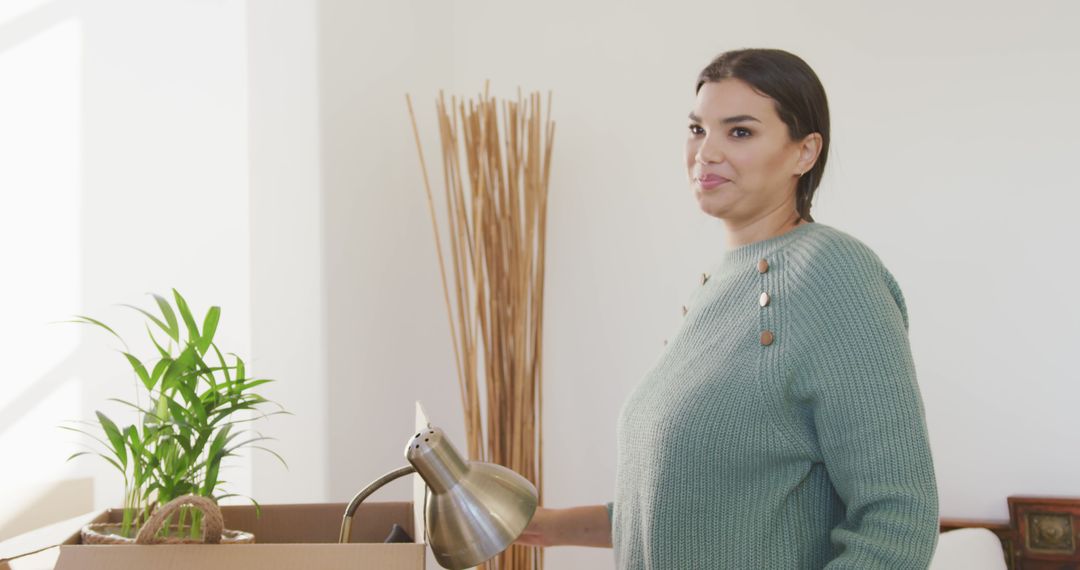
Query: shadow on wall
xmin=0 ymin=478 xmax=94 ymax=541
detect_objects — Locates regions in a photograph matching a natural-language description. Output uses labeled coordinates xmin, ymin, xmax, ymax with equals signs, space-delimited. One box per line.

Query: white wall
xmin=248 ymin=0 xmax=329 ymax=505
xmin=0 ymin=0 xmax=251 ymax=537
xmin=316 ymin=0 xmax=458 ymax=505
xmin=0 ymin=0 xmax=88 ymax=539
xmin=318 ymin=1 xmax=1080 ymax=568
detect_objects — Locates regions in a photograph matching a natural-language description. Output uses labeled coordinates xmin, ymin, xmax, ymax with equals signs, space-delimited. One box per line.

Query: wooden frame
xmin=940 ymin=496 xmax=1080 ymax=569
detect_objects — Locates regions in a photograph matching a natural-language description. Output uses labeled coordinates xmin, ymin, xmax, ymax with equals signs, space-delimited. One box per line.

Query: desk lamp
xmin=339 ymin=426 xmax=537 ymax=569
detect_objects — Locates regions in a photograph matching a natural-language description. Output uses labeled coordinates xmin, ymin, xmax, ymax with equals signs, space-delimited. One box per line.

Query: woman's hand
xmin=515 ymin=505 xmax=612 ymax=548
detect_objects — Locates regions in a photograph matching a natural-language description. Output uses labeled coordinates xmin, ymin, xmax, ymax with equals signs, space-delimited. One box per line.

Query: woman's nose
xmin=696 ymin=137 xmax=723 ymax=164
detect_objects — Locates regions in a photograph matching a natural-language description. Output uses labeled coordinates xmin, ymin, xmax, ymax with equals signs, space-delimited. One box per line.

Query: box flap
xmin=0 ymin=510 xmax=103 ymax=570
xmin=220 ymin=502 xmax=414 ymax=543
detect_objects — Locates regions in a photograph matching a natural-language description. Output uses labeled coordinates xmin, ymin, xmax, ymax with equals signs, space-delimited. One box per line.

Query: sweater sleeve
xmin=796 ymin=248 xmax=939 ymax=568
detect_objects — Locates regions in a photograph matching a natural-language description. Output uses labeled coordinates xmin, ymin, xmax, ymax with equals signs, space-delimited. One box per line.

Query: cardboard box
xmin=1 ymin=502 xmax=425 ymax=570
xmin=2 ymin=406 xmax=438 ymax=569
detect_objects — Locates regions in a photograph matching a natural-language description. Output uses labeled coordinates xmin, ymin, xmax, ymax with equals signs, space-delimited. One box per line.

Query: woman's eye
xmin=688 ymin=124 xmax=704 ymax=136
xmin=731 ymin=127 xmax=752 ymax=138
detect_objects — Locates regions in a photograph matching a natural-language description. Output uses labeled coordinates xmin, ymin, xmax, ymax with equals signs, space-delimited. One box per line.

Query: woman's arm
xmin=515 ymin=505 xmax=612 ymax=548
xmin=799 ymin=250 xmax=939 ymax=568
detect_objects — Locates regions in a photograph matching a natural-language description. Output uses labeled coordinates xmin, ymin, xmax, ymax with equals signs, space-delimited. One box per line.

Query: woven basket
xmin=81 ymin=494 xmax=254 ymax=545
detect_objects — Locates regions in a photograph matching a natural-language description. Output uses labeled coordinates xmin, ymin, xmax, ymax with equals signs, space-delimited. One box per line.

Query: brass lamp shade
xmin=407 ymin=427 xmax=538 ymax=570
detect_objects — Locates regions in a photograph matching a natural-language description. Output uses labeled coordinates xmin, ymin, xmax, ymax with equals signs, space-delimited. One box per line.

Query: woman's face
xmin=685 ymin=79 xmax=814 ymax=222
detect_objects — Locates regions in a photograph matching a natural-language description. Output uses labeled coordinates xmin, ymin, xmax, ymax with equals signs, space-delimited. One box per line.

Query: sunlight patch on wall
xmin=0 ymin=378 xmax=88 ymax=539
xmin=0 ymin=17 xmax=84 ymax=515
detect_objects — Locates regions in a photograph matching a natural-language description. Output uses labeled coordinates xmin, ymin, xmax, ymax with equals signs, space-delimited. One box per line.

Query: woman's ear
xmin=796 ymin=133 xmax=823 ymax=175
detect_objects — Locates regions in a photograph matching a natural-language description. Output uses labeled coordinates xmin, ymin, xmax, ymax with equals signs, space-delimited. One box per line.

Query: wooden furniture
xmin=941 ymin=496 xmax=1080 ymax=569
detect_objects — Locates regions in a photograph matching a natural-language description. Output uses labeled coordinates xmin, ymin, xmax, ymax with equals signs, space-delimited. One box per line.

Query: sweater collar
xmin=721 ymin=221 xmax=820 ymax=266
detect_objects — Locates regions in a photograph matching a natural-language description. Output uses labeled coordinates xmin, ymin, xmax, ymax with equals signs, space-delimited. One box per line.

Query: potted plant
xmin=64 ymin=289 xmax=287 ymax=543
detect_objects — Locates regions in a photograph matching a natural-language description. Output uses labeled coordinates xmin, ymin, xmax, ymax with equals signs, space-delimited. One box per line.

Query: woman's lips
xmin=697 ymin=174 xmax=730 ymax=190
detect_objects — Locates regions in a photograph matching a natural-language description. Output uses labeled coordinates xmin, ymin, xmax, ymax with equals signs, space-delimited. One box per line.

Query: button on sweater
xmin=609 ymin=222 xmax=938 ymax=569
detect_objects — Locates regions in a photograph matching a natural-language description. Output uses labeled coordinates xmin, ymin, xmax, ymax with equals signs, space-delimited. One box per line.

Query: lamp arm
xmin=338 ymin=464 xmax=418 ymax=543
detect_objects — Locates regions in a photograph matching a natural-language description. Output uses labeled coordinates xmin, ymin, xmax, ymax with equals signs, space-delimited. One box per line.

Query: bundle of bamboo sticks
xmin=406 ymin=85 xmax=554 ymax=570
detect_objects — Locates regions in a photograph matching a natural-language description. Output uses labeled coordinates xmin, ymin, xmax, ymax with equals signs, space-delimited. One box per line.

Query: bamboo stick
xmin=409 ymin=85 xmax=553 ymax=570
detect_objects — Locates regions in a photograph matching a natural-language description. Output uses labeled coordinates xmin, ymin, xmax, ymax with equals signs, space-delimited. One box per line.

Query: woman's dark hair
xmin=696 ymin=49 xmax=829 ymax=222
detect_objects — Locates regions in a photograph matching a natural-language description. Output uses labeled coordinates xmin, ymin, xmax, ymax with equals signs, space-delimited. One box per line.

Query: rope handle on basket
xmin=135 ymin=494 xmax=225 ymax=545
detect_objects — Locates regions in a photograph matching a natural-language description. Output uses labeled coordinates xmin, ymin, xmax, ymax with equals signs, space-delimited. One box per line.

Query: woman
xmin=517 ymin=48 xmax=939 ymax=568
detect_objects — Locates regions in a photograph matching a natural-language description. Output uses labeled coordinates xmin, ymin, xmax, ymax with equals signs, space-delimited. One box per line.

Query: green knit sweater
xmin=609 ymin=222 xmax=938 ymax=569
